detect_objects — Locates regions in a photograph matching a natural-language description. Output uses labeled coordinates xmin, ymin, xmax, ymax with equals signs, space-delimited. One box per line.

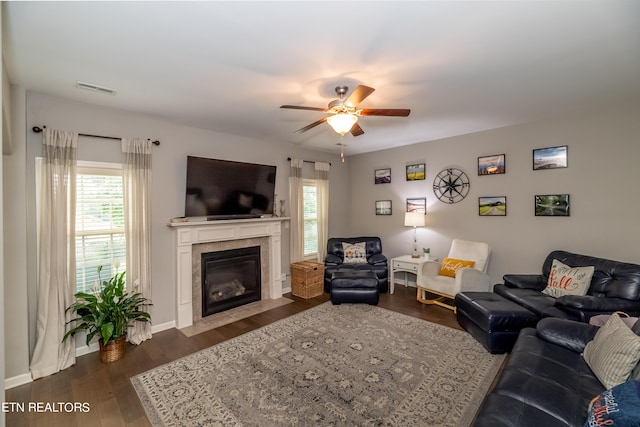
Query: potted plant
xmin=63 ymin=266 xmax=152 ymax=363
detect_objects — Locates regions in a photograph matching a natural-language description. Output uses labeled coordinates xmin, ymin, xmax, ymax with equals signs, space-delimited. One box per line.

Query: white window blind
xmin=303 ymin=181 xmax=318 ymax=257
xmin=75 ymin=166 xmax=126 ymax=293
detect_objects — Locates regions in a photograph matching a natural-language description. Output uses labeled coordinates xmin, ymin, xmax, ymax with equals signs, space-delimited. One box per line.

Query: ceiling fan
xmin=280 ymin=85 xmax=411 ymax=137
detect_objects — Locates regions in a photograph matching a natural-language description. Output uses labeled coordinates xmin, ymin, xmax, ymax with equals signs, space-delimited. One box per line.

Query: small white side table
xmin=389 ymin=255 xmax=436 ymax=294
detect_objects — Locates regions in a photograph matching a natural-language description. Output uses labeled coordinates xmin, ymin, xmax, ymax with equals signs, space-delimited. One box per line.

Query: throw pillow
xmin=342 ymin=242 xmax=367 ymax=264
xmin=583 ymin=313 xmax=640 ymax=389
xmin=590 ymin=313 xmax=639 ymax=328
xmin=631 ymin=319 xmax=640 ymax=382
xmin=583 ymin=380 xmax=640 ymax=427
xmin=438 ymin=258 xmax=475 ymax=278
xmin=542 ymin=259 xmax=594 ymax=298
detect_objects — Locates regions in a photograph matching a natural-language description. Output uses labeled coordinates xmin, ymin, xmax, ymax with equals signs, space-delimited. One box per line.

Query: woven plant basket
xmin=99 ymin=334 xmax=127 ymax=363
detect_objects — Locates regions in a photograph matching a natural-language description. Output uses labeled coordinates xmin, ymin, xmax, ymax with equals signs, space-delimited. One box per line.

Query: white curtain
xmin=122 ymin=138 xmax=153 ymax=345
xmin=30 ymin=129 xmax=78 ymax=380
xmin=289 ymin=158 xmax=304 ymax=263
xmin=314 ymin=162 xmax=330 ymax=261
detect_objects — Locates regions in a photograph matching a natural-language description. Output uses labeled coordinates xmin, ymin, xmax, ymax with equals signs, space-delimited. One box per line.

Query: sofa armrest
xmin=555 ymin=295 xmax=640 ymax=312
xmin=503 ymin=274 xmax=547 ymax=291
xmin=368 ymin=253 xmax=387 ymax=265
xmin=324 ymin=254 xmax=342 ymax=265
xmin=456 ymin=268 xmax=492 ymax=292
xmin=536 ymin=317 xmax=599 ymax=353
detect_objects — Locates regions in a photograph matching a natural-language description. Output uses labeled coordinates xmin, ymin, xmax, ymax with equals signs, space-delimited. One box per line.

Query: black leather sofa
xmin=472 ymin=318 xmax=604 ymax=427
xmin=323 ymin=237 xmax=389 ymax=293
xmin=495 ymin=250 xmax=640 ymax=322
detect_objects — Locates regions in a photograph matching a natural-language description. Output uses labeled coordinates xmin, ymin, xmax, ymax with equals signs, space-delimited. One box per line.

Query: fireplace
xmin=169 ymin=217 xmax=285 ymax=329
xmin=201 ymin=246 xmax=261 ymax=316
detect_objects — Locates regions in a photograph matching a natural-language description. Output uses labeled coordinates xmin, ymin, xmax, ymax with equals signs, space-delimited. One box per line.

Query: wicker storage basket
xmin=291 ymin=261 xmax=324 ymax=299
xmin=99 ymin=335 xmax=127 ymax=363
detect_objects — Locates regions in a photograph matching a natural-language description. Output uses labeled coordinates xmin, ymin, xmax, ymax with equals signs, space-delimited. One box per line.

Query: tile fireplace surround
xmin=168 ymin=217 xmax=287 ymax=329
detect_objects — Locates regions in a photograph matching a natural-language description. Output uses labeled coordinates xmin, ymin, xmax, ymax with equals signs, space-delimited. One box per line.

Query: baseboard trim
xmin=5 ymin=320 xmax=177 ymax=390
xmin=4 ymin=373 xmax=32 ymax=390
xmin=75 ymin=341 xmax=100 ymax=357
xmin=152 ymin=320 xmax=176 ymax=333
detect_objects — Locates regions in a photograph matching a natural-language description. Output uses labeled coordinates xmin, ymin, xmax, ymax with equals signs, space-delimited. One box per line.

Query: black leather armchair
xmin=495 ymin=250 xmax=640 ymax=322
xmin=323 ymin=237 xmax=389 ymax=293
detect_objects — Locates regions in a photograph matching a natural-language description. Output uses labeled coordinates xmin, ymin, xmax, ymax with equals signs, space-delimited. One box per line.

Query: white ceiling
xmin=3 ymin=1 xmax=640 ymax=155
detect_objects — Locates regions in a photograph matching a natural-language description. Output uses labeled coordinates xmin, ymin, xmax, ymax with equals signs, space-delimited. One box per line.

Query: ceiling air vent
xmin=75 ymin=81 xmax=117 ymax=96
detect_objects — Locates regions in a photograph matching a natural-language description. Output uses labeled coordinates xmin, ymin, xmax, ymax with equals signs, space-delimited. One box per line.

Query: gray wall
xmin=347 ymin=102 xmax=640 ymax=286
xmin=4 ymin=89 xmax=640 ymax=384
xmin=3 ymin=90 xmax=351 ymax=381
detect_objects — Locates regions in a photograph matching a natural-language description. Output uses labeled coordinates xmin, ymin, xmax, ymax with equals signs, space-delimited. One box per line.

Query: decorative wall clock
xmin=433 ymin=168 xmax=470 ymax=204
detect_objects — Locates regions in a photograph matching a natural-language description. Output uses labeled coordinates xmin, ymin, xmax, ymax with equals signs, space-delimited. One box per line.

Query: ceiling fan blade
xmin=344 ymin=85 xmax=375 ymax=107
xmin=359 ymin=108 xmax=411 ymax=117
xmin=280 ymin=105 xmax=327 ymax=112
xmin=295 ymin=117 xmax=328 ymax=133
xmin=350 ymin=123 xmax=365 ymax=137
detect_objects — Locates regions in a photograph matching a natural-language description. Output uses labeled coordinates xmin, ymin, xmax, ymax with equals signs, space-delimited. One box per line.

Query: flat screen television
xmin=185 ymin=156 xmax=277 ymax=219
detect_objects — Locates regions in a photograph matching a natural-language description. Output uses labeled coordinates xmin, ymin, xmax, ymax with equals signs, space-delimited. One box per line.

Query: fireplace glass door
xmin=201 ymin=246 xmax=261 ymax=316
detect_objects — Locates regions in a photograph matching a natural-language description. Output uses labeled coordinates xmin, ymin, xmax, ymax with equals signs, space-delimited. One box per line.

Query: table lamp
xmin=404 ymin=212 xmax=426 ymax=258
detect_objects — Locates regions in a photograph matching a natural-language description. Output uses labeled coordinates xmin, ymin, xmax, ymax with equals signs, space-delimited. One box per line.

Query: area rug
xmin=132 ymin=303 xmax=505 ymax=426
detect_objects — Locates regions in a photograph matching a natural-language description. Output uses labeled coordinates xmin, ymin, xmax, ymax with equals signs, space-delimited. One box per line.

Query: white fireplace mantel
xmin=169 ymin=217 xmax=288 ymax=329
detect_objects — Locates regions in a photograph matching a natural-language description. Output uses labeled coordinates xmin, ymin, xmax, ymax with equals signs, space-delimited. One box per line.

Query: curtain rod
xmin=287 ymin=157 xmax=331 ymax=166
xmin=32 ymin=126 xmax=160 ymax=146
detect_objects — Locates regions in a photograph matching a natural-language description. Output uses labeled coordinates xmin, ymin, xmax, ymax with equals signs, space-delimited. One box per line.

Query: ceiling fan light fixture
xmin=327 ymin=113 xmax=357 ymax=135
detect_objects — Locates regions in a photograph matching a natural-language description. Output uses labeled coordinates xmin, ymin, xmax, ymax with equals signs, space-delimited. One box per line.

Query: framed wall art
xmin=478 ymin=196 xmax=507 ymax=216
xmin=375 ymin=200 xmax=392 ymax=215
xmin=533 ymin=146 xmax=568 ymax=170
xmin=406 ymin=163 xmax=425 ymax=181
xmin=406 ymin=198 xmax=426 ymax=213
xmin=535 ymin=194 xmax=570 ymax=216
xmin=375 ymin=168 xmax=391 ymax=184
xmin=478 ymin=154 xmax=505 ymax=175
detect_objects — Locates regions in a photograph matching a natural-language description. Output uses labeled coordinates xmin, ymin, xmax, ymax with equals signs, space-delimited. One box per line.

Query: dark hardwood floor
xmin=6 ymin=285 xmax=461 ymax=426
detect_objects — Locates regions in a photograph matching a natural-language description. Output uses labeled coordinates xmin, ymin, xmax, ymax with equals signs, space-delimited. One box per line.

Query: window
xmin=75 ymin=164 xmax=126 ymax=293
xmin=303 ymin=180 xmax=318 ymax=258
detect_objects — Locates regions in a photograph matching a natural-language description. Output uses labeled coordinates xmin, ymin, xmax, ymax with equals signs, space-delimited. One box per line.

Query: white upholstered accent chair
xmin=417 ymin=239 xmax=491 ymax=311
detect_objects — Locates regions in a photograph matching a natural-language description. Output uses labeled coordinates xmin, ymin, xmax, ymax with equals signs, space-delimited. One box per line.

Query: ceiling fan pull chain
xmin=340 ymin=137 xmax=345 ymax=163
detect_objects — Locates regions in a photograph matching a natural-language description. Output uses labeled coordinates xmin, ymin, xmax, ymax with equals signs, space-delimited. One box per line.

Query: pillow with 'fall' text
xmin=542 ymin=259 xmax=594 ymax=298
xmin=438 ymin=258 xmax=475 ymax=278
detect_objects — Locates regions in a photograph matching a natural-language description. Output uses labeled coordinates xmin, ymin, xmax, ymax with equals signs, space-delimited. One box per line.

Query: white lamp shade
xmin=404 ymin=212 xmax=426 ymax=227
xmin=327 ymin=113 xmax=358 ymax=135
